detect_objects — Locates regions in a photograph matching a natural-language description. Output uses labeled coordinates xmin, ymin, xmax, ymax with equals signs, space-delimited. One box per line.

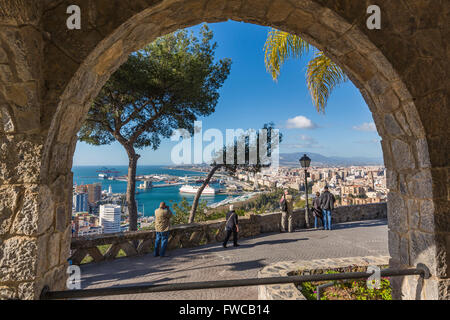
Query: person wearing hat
xmin=223 ymin=205 xmax=239 ymax=248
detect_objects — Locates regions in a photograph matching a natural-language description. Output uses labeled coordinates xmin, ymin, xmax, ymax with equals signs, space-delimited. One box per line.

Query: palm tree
xmin=264 ymin=29 xmax=348 ymax=113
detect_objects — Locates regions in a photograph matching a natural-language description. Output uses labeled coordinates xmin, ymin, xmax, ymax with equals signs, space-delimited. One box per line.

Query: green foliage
xmin=79 ymin=24 xmax=232 ymax=149
xmin=78 ymin=24 xmax=231 ymax=231
xmin=172 ymin=198 xmax=209 ymax=225
xmin=264 ymin=30 xmax=310 ymax=81
xmin=80 ymin=244 xmax=126 ymax=264
xmin=189 ymin=122 xmax=283 ymax=223
xmin=299 ymin=271 xmax=392 ymax=300
xmin=306 ymin=51 xmax=348 ymax=113
xmin=350 ymin=278 xmax=392 ymax=300
xmin=264 ymin=29 xmax=347 ymax=113
xmin=210 ymin=122 xmax=283 ymax=174
xmin=300 ymin=281 xmax=318 ymax=300
xmin=220 ymin=189 xmax=290 ymax=215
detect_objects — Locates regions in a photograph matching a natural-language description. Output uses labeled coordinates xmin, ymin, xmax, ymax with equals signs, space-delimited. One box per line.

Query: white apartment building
xmin=99 ymin=204 xmax=121 ymax=234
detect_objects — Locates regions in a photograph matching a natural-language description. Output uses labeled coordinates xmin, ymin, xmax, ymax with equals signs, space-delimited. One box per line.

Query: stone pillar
xmin=0 ymin=1 xmax=72 ymax=299
xmin=385 ymin=137 xmax=449 ymax=300
xmin=0 ymin=135 xmax=73 ymax=299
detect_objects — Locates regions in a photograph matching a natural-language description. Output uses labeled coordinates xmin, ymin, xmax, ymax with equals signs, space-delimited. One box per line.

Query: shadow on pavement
xmin=236 ymin=238 xmax=308 ymax=247
xmin=81 ymin=264 xmax=178 ymax=287
xmin=293 ymin=219 xmax=387 ymax=233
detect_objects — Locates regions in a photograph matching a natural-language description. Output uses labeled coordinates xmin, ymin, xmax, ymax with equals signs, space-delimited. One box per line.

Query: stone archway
xmin=0 ymin=0 xmax=448 ymax=299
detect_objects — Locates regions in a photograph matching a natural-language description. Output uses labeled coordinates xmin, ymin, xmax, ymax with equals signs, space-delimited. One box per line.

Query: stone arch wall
xmin=0 ymin=0 xmax=448 ymax=299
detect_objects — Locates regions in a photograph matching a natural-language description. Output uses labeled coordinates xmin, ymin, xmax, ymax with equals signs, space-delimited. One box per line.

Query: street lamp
xmin=299 ymin=154 xmax=311 ymax=228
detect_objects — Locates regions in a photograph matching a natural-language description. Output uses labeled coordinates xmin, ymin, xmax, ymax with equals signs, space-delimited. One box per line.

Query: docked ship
xmin=179 ymin=184 xmax=216 ymax=195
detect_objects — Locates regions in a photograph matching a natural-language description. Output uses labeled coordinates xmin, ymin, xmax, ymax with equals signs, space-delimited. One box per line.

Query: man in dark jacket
xmin=320 ymin=186 xmax=335 ymax=230
xmin=223 ymin=205 xmax=239 ymax=248
xmin=313 ymin=192 xmax=324 ymax=229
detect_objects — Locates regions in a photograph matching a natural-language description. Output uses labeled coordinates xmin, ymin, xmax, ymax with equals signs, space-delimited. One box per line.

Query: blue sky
xmin=73 ymin=21 xmax=382 ymax=166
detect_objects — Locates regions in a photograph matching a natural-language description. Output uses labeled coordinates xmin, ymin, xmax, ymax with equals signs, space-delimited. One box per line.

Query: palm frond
xmin=264 ymin=29 xmax=311 ymax=81
xmin=306 ymin=52 xmax=348 ymax=113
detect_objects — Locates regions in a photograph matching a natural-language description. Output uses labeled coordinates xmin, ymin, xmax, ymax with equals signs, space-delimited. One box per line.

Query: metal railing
xmin=40 ymin=266 xmax=429 ymax=300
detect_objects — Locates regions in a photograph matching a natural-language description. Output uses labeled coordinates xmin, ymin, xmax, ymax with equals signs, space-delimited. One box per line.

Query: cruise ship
xmin=179 ymin=184 xmax=216 ymax=195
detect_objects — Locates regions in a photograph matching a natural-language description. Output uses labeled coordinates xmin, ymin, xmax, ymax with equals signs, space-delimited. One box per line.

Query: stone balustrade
xmin=70 ymin=203 xmax=387 ymax=265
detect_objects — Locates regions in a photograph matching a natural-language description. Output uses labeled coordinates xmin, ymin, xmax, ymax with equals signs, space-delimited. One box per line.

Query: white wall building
xmin=99 ymin=204 xmax=121 ymax=234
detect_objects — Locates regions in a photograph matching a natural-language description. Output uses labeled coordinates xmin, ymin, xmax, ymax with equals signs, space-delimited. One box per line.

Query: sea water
xmin=72 ymin=165 xmax=233 ymax=217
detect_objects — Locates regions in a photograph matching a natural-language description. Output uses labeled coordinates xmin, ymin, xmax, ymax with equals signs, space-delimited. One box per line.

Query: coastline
xmin=165 ymin=166 xmax=209 ymax=174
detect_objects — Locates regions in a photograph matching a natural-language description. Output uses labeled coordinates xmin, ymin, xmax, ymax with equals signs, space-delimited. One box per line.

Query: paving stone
xmin=78 ymin=219 xmax=388 ymax=300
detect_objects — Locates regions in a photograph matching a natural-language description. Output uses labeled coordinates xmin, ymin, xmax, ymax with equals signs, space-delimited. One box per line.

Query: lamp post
xmin=300 ymin=154 xmax=311 ymax=228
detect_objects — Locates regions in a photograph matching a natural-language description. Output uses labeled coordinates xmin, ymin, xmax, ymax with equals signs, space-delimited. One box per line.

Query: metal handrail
xmin=40 ymin=267 xmax=428 ymax=300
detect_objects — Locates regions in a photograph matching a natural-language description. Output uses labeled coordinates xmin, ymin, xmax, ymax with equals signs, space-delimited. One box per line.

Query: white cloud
xmin=353 ymin=122 xmax=377 ymax=132
xmin=285 ymin=116 xmax=317 ymax=129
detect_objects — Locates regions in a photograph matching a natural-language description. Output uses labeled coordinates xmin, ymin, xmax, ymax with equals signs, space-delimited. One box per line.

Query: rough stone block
xmin=0 ymin=106 xmax=15 ymax=133
xmin=0 ymin=285 xmax=16 ymax=300
xmin=319 ymin=8 xmax=351 ymax=34
xmin=48 ymin=232 xmax=61 ymax=268
xmin=416 ymin=139 xmax=431 ymax=168
xmin=386 ymin=169 xmax=397 ymax=190
xmin=384 ymin=114 xmax=404 ymax=136
xmin=388 ymin=230 xmax=400 ymax=258
xmin=391 ymin=139 xmax=415 ymax=171
xmin=407 ymin=199 xmax=419 ymax=229
xmin=266 ymin=0 xmax=293 ymax=22
xmin=285 ymin=9 xmax=315 ymax=33
xmin=387 ymin=192 xmax=408 ymax=233
xmin=407 ymin=170 xmax=433 ymax=199
xmin=0 ymin=236 xmax=37 ymax=282
xmin=17 ymin=282 xmax=34 ymax=300
xmin=409 ymin=231 xmax=437 ymax=275
xmin=419 ymin=200 xmax=435 ymax=233
xmin=12 ymin=187 xmax=42 ymax=235
xmin=402 ymin=101 xmax=425 ymax=138
xmin=0 ymin=185 xmax=21 ymax=235
xmin=0 ymin=134 xmax=43 ymax=185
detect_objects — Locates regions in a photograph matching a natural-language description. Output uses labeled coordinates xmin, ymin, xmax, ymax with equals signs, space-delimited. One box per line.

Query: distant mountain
xmin=279 ymin=152 xmax=383 ymax=167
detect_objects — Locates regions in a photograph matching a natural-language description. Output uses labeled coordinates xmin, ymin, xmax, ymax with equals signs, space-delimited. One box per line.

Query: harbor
xmin=72 ymin=166 xmax=253 ymax=219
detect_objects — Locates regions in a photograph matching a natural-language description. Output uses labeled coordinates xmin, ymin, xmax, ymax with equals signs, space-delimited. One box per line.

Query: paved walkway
xmin=79 ymin=219 xmax=388 ymax=300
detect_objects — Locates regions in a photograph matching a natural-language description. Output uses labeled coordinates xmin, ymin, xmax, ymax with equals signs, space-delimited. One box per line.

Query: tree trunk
xmin=126 ymin=147 xmax=141 ymax=232
xmin=188 ymin=164 xmax=222 ymax=223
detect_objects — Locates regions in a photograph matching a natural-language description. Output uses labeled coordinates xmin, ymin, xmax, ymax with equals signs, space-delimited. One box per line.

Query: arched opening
xmin=0 ymin=0 xmax=446 ymax=300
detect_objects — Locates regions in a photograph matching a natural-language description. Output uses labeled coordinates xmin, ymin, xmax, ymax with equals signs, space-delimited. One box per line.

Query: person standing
xmin=280 ymin=190 xmax=294 ymax=232
xmin=313 ymin=191 xmax=324 ymax=229
xmin=223 ymin=205 xmax=239 ymax=248
xmin=320 ymin=186 xmax=336 ymax=230
xmin=154 ymin=202 xmax=173 ymax=257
